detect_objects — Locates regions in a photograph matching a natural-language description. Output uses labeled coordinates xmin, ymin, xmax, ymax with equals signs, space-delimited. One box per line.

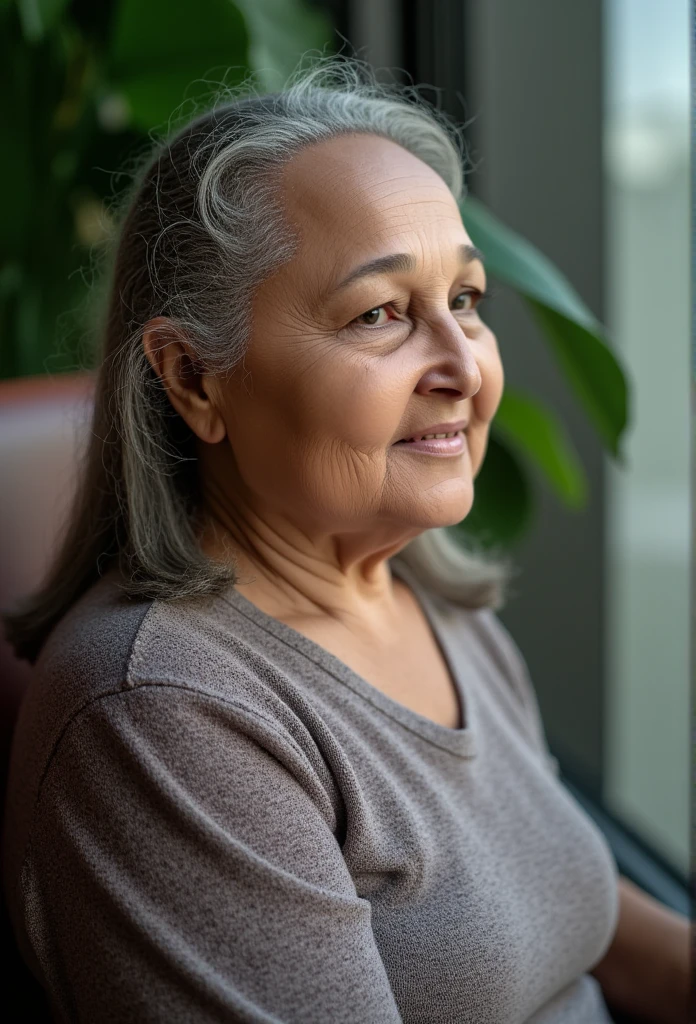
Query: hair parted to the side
xmin=3 ymin=52 xmax=517 ymax=666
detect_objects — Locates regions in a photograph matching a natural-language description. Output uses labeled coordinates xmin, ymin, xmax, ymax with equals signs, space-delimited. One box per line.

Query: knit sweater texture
xmin=2 ymin=557 xmax=619 ymax=1023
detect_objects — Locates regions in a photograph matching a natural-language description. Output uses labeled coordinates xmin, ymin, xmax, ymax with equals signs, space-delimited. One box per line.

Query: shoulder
xmin=402 ymin=565 xmax=558 ymax=772
xmin=404 ymin=559 xmax=533 ymax=710
xmin=462 ymin=604 xmax=560 ymax=775
xmin=4 ymin=574 xmax=342 ymax=898
xmin=28 ymin=570 xmax=280 ymax=721
xmin=464 ymin=604 xmax=531 ymax=692
xmin=10 ymin=573 xmax=315 ymax=815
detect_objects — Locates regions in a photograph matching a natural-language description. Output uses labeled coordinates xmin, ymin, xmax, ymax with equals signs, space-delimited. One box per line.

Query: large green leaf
xmin=461 ymin=193 xmax=630 ymax=462
xmin=454 ymin=430 xmax=534 ymax=549
xmin=16 ymin=0 xmax=68 ymax=43
xmin=527 ymin=300 xmax=630 ymax=463
xmin=235 ymin=0 xmax=334 ymax=91
xmin=107 ymin=0 xmax=249 ymax=130
xmin=461 ymin=194 xmax=600 ymax=329
xmin=494 ymin=387 xmax=587 ymax=508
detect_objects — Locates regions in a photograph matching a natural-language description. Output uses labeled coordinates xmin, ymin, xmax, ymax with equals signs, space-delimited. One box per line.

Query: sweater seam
xmin=19 ymin=683 xmax=318 ymax=908
xmin=16 ymin=682 xmax=330 ymax=983
xmin=36 ymin=681 xmax=311 ymax=805
xmin=124 ymin=598 xmax=159 ymax=688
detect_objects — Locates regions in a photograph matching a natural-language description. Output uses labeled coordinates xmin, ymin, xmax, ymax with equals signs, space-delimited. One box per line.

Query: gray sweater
xmin=2 ymin=557 xmax=619 ymax=1023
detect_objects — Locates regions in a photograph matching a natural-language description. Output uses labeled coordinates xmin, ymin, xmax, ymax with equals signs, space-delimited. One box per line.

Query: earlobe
xmin=204 ymin=409 xmax=227 ymax=445
xmin=141 ymin=317 xmax=227 ymax=446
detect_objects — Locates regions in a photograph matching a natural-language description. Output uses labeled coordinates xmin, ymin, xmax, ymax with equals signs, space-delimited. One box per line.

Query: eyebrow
xmin=334 ymin=243 xmax=486 ymax=292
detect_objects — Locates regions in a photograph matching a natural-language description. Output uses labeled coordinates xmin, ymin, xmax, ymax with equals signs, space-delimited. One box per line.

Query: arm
xmin=590 ymin=875 xmax=691 ymax=1024
xmin=481 ymin=612 xmax=692 ymax=1022
xmin=25 ymin=686 xmax=404 ymax=1024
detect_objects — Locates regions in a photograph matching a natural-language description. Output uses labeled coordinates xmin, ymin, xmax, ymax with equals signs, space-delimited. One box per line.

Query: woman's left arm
xmin=590 ymin=875 xmax=692 ymax=1024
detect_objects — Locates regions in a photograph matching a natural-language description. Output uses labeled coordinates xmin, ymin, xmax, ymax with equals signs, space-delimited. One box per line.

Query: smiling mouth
xmin=394 ymin=429 xmax=466 ymax=444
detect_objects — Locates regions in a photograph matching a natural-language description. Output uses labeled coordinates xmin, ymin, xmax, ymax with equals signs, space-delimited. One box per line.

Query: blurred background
xmin=0 ymin=0 xmax=690 ymax=912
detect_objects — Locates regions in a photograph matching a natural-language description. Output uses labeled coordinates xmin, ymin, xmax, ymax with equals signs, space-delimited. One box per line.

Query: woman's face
xmin=202 ymin=133 xmax=504 ymax=559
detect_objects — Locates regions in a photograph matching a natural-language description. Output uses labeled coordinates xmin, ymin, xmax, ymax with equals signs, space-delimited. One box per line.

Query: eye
xmin=350 ymin=287 xmax=495 ymax=331
xmin=451 ymin=288 xmax=489 ymax=312
xmin=354 ymin=306 xmax=392 ymax=327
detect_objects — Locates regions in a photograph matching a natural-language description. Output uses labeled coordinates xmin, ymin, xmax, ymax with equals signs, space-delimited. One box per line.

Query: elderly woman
xmin=2 ymin=59 xmax=689 ymax=1024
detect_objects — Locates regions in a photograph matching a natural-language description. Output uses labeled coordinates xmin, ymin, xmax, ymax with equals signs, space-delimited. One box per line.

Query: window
xmin=603 ymin=0 xmax=690 ymax=877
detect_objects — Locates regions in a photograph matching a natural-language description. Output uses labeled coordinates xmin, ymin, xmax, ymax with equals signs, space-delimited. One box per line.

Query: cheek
xmin=297 ymin=439 xmax=387 ymax=516
xmin=467 ymin=338 xmax=503 ymax=475
xmin=293 ymin=350 xmax=409 ymax=450
xmin=222 ymin=374 xmax=393 ymax=516
xmin=466 ymin=427 xmax=489 ymax=479
xmin=474 ymin=336 xmax=505 ymax=423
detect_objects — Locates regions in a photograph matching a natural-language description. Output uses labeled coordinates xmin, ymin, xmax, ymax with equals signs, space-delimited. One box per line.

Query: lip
xmin=394 ymin=419 xmax=469 ymax=444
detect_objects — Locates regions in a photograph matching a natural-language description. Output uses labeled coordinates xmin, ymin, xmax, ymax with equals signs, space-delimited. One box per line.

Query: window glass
xmin=603 ymin=0 xmax=690 ymax=874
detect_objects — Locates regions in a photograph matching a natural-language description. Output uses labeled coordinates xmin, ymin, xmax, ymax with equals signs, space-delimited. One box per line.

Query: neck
xmin=197 ymin=478 xmax=418 ymax=635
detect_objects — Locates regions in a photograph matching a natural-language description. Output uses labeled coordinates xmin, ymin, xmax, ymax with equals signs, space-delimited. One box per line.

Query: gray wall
xmin=464 ymin=0 xmax=606 ymax=791
xmin=341 ymin=0 xmax=607 ymax=790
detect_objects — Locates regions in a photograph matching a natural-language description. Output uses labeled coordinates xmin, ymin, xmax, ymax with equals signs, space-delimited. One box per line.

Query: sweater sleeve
xmin=23 ymin=685 xmax=404 ymax=1024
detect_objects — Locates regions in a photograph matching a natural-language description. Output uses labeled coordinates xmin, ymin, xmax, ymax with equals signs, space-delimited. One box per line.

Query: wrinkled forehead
xmin=277 ymin=133 xmax=466 ymax=284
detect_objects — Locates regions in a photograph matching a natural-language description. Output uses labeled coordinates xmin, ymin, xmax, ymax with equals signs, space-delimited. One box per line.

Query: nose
xmin=413 ymin=316 xmax=482 ymax=401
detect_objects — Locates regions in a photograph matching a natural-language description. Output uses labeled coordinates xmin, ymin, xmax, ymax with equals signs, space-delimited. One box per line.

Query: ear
xmin=142 ymin=317 xmax=226 ymax=445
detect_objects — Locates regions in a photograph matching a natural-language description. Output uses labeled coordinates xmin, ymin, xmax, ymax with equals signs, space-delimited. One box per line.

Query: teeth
xmin=406 ymin=430 xmax=462 ymax=442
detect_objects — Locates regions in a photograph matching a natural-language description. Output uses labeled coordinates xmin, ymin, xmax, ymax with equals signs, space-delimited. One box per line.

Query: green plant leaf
xmin=494 ymin=387 xmax=587 ymax=508
xmin=107 ymin=0 xmax=250 ymax=130
xmin=461 ymin=193 xmax=599 ymax=329
xmin=16 ymin=0 xmax=68 ymax=43
xmin=235 ymin=0 xmax=334 ymax=91
xmin=454 ymin=429 xmax=534 ymax=550
xmin=526 ymin=299 xmax=629 ymax=462
xmin=460 ymin=193 xmax=630 ymax=461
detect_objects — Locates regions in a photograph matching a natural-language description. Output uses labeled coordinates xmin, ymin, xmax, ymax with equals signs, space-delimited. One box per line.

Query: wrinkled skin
xmin=143 ymin=133 xmax=505 ymax=638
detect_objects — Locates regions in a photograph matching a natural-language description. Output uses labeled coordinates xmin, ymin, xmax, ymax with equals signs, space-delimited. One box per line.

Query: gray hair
xmin=4 ymin=55 xmax=516 ymax=665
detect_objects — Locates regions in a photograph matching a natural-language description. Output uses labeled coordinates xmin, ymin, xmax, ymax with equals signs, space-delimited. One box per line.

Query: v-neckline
xmin=219 ymin=557 xmax=477 ymax=759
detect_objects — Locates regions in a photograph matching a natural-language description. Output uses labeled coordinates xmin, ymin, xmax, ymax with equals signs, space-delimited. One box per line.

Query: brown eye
xmin=355 ymin=307 xmax=389 ymax=326
xmin=451 ymin=287 xmax=494 ymax=313
xmin=451 ymin=290 xmax=476 ymax=311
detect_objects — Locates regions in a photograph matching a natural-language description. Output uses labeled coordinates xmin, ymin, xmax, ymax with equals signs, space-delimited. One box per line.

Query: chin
xmin=411 ymin=492 xmax=475 ymax=531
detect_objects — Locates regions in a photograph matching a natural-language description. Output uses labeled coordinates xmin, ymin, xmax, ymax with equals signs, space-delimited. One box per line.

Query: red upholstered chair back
xmin=0 ymin=372 xmax=95 ymax=1020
